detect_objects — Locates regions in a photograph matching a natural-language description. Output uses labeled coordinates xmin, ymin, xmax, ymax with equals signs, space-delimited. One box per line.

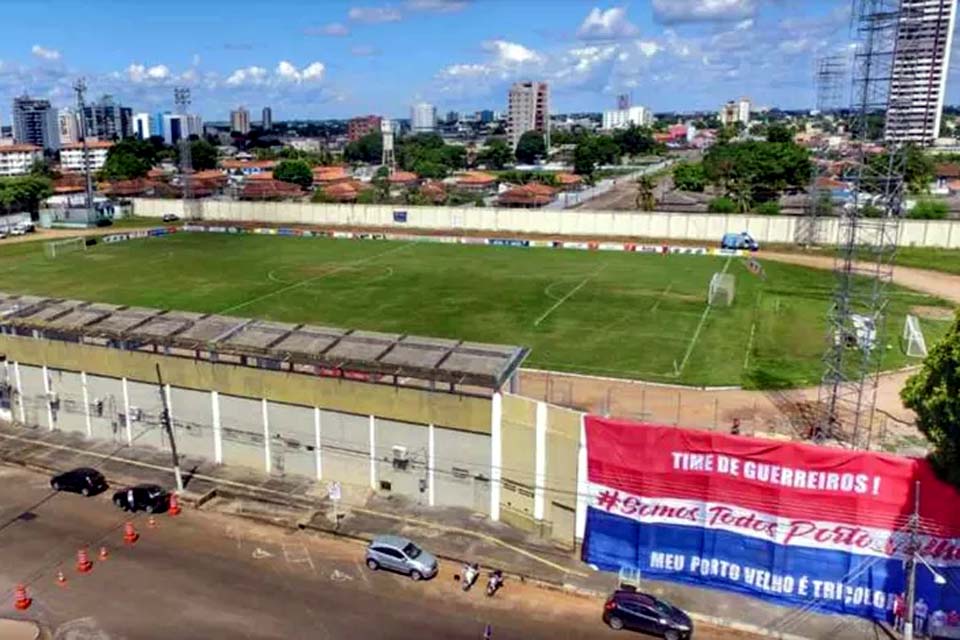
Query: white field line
xmin=533 ymin=264 xmax=609 ymax=328
xmin=221 ymin=242 xmax=414 ymax=315
xmin=742 ymin=291 xmax=763 ymax=373
xmin=674 ymin=257 xmax=733 ymax=376
xmin=650 ymin=283 xmax=673 ymax=313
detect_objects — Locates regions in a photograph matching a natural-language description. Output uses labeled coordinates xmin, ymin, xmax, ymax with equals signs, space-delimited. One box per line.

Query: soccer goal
xmin=44 ymin=237 xmax=87 ymax=259
xmin=708 ymin=272 xmax=736 ymax=307
xmin=903 ymin=314 xmax=928 ymax=358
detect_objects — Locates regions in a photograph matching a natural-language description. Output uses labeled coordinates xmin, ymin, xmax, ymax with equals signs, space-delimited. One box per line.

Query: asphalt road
xmin=0 ymin=466 xmax=752 ymax=640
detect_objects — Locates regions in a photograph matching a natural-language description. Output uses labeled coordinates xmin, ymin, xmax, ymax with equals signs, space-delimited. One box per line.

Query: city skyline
xmin=1 ymin=1 xmax=960 ymax=121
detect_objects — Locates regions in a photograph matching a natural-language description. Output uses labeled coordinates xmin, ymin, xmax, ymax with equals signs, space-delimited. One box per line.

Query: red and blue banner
xmin=582 ymin=416 xmax=960 ymax=620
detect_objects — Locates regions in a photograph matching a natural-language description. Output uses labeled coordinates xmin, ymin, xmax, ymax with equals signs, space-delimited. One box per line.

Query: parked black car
xmin=112 ymin=484 xmax=169 ymax=513
xmin=50 ymin=468 xmax=108 ymax=496
xmin=603 ymin=590 xmax=693 ymax=639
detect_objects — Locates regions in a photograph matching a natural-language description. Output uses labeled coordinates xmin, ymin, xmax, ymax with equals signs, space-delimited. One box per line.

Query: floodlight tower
xmin=73 ymin=78 xmax=94 ymax=213
xmin=381 ymin=119 xmax=395 ymax=173
xmin=174 ymin=87 xmax=197 ymax=219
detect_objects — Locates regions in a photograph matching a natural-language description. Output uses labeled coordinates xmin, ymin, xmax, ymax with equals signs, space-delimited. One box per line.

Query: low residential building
xmin=602 ymin=106 xmax=653 ymax=130
xmin=388 ymin=170 xmax=420 ymax=189
xmin=239 ymin=179 xmax=304 ymax=200
xmin=0 ymin=144 xmax=42 ymax=176
xmin=348 ymin=115 xmax=381 ymax=142
xmin=60 ymin=141 xmax=113 ymax=172
xmin=322 ymin=181 xmax=364 ymax=202
xmin=933 ymin=163 xmax=960 ymax=193
xmin=456 ymin=171 xmax=498 ymax=192
xmin=312 ymin=165 xmax=350 ymax=187
xmin=220 ymin=159 xmax=276 ymax=177
xmin=554 ymin=172 xmax=583 ymax=190
xmin=497 ymin=182 xmax=556 ymax=208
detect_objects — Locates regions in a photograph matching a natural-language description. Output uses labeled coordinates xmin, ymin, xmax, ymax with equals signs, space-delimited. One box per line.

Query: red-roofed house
xmin=221 ymin=159 xmax=276 ymax=176
xmin=456 ymin=171 xmax=498 ymax=192
xmin=554 ymin=173 xmax=583 ymax=190
xmin=323 ymin=181 xmax=366 ymax=203
xmin=312 ymin=165 xmax=350 ymax=186
xmin=240 ymin=179 xmax=304 ymax=200
xmin=497 ymin=183 xmax=556 ymax=208
xmin=388 ymin=170 xmax=419 ymax=188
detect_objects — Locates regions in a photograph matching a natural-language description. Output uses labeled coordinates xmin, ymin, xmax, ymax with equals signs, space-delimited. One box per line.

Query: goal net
xmin=44 ymin=237 xmax=86 ymax=259
xmin=902 ymin=314 xmax=928 ymax=358
xmin=708 ymin=272 xmax=735 ymax=307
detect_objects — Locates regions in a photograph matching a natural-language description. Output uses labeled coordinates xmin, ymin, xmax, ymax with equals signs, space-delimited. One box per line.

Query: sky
xmin=2 ymin=0 xmax=959 ymax=122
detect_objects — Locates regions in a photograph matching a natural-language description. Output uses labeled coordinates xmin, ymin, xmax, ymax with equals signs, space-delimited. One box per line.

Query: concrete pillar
xmin=42 ymin=365 xmax=54 ymax=431
xmin=575 ymin=414 xmax=589 ymax=541
xmin=427 ymin=423 xmax=436 ymax=507
xmin=369 ymin=414 xmax=377 ymax=490
xmin=534 ymin=401 xmax=547 ymax=521
xmin=262 ymin=398 xmax=271 ymax=474
xmin=314 ymin=407 xmax=322 ymax=480
xmin=122 ymin=377 xmax=132 ymax=445
xmin=80 ymin=371 xmax=92 ymax=438
xmin=13 ymin=361 xmax=24 ymax=424
xmin=163 ymin=384 xmax=174 ymax=450
xmin=490 ymin=392 xmax=502 ymax=522
xmin=211 ymin=391 xmax=222 ymax=464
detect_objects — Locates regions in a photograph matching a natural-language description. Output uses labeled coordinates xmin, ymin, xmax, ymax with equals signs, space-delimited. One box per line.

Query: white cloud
xmin=637 ymin=41 xmax=662 ymax=58
xmin=305 ymin=22 xmax=350 ymax=36
xmin=226 ymin=65 xmax=268 ymax=86
xmin=275 ymin=60 xmax=326 ymax=83
xmin=482 ymin=40 xmax=544 ymax=65
xmin=440 ymin=63 xmax=492 ymax=78
xmin=126 ymin=63 xmax=172 ymax=83
xmin=31 ymin=45 xmax=61 ymax=61
xmin=652 ymin=0 xmax=756 ymax=24
xmin=348 ymin=6 xmax=402 ymax=23
xmin=404 ymin=0 xmax=468 ymax=12
xmin=301 ymin=62 xmax=326 ymax=81
xmin=576 ymin=7 xmax=639 ymax=40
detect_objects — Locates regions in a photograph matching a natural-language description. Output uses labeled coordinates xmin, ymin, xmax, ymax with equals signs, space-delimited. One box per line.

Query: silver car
xmin=365 ymin=535 xmax=438 ymax=581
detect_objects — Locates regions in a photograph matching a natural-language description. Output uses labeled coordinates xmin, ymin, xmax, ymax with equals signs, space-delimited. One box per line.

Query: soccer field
xmin=0 ymin=233 xmax=949 ymax=388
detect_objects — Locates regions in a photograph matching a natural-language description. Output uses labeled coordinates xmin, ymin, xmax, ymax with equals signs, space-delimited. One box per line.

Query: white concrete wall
xmin=131 ymin=197 xmax=960 ymax=248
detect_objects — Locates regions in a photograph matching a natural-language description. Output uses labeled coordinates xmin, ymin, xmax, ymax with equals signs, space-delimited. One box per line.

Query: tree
xmin=274 ymin=160 xmax=313 ymax=188
xmin=867 ymin=145 xmax=934 ymax=194
xmin=189 ymin=140 xmax=218 ymax=171
xmin=344 ymin=132 xmax=382 ymax=164
xmin=515 ymin=131 xmax=546 ymax=164
xmin=902 ymin=311 xmax=960 ymax=487
xmin=0 ymin=176 xmax=53 ymax=214
xmin=754 ymin=201 xmax=781 ymax=215
xmin=635 ymin=175 xmax=656 ymax=211
xmin=909 ymin=199 xmax=949 ymax=220
xmin=573 ymin=140 xmax=598 ymax=178
xmin=29 ymin=158 xmax=57 ymax=179
xmin=476 ymin=139 xmax=513 ymax=170
xmin=412 ymin=160 xmax=448 ymax=180
xmin=702 ymin=140 xmax=812 ymax=203
xmin=673 ymin=162 xmax=706 ymax=192
xmin=766 ymin=124 xmax=794 ymax=144
xmin=100 ymin=147 xmax=152 ymax=181
xmin=612 ymin=126 xmax=658 ymax=157
xmin=707 ymin=196 xmax=736 ymax=213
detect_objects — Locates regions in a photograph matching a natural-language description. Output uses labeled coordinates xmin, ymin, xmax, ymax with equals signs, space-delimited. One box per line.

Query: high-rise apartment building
xmin=82 ymin=95 xmax=132 ymax=140
xmin=12 ymin=95 xmax=59 ymax=151
xmin=261 ymin=107 xmax=273 ymax=131
xmin=507 ymin=81 xmax=549 ymax=149
xmin=230 ymin=107 xmax=251 ymax=134
xmin=885 ymin=0 xmax=957 ymax=145
xmin=602 ymin=106 xmax=654 ymax=130
xmin=133 ymin=113 xmax=153 ymax=140
xmin=58 ymin=108 xmax=79 ymax=145
xmin=347 ymin=115 xmax=381 ymax=142
xmin=719 ymin=97 xmax=751 ymax=127
xmin=410 ymin=102 xmax=436 ymax=133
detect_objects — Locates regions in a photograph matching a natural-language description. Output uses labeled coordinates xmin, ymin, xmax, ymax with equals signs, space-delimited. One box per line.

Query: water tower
xmin=381 ymin=119 xmax=395 ymax=173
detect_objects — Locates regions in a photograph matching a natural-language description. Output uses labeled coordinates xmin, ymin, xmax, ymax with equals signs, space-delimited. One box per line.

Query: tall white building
xmin=133 ymin=112 xmax=153 ymax=140
xmin=410 ymin=102 xmax=437 ymax=133
xmin=60 ymin=141 xmax=113 ymax=173
xmin=507 ymin=81 xmax=549 ymax=149
xmin=161 ymin=114 xmax=203 ymax=145
xmin=230 ymin=107 xmax=250 ymax=134
xmin=0 ymin=144 xmax=43 ymax=176
xmin=57 ymin=109 xmax=79 ymax=145
xmin=719 ymin=97 xmax=751 ymax=127
xmin=885 ymin=0 xmax=957 ymax=146
xmin=602 ymin=106 xmax=653 ymax=130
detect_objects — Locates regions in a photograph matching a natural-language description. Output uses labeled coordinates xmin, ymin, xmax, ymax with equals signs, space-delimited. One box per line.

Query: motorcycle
xmin=486 ymin=569 xmax=504 ymax=597
xmin=461 ymin=562 xmax=479 ymax=592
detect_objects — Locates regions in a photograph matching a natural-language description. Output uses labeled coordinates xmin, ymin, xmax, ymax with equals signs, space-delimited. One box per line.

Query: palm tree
xmin=635 ymin=175 xmax=656 ymax=211
xmin=728 ymin=177 xmax=753 ymax=213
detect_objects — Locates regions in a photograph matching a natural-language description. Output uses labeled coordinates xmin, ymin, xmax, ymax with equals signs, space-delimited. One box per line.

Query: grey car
xmin=365 ymin=535 xmax=438 ymax=581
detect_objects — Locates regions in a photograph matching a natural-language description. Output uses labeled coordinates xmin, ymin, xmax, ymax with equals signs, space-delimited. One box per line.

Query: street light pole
xmin=904 ymin=480 xmax=920 ymax=640
xmin=155 ymin=364 xmax=184 ymax=492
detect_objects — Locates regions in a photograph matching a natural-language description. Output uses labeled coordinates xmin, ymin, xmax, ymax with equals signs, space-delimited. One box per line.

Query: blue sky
xmin=2 ymin=0 xmax=958 ymax=122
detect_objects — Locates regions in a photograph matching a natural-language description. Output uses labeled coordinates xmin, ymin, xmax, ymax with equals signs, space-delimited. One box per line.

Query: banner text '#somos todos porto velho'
xmin=581 ymin=416 xmax=960 ymax=619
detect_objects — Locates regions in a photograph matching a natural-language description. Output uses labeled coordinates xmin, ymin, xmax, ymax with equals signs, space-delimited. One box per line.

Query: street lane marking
xmin=330 ymin=569 xmax=353 ymax=582
xmin=282 ymin=542 xmax=316 ymax=574
xmin=252 ymin=547 xmax=273 ymax=559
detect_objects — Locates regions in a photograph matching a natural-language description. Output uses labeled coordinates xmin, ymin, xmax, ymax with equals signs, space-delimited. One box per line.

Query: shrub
xmin=708 ymin=196 xmax=737 ymax=214
xmin=909 ymin=199 xmax=949 ymax=220
xmin=754 ymin=201 xmax=781 ymax=216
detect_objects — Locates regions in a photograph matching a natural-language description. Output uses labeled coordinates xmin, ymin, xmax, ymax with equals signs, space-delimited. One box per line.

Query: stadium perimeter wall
xmin=132 ymin=198 xmax=960 ymax=248
xmin=0 ymin=333 xmax=583 ymax=545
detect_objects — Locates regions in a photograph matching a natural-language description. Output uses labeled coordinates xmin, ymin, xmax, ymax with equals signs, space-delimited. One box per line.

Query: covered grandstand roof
xmin=0 ymin=292 xmax=527 ymax=392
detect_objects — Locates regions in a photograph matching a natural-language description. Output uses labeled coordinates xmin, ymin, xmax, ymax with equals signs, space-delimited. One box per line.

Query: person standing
xmin=915 ymin=597 xmax=929 ymax=638
xmin=894 ymin=592 xmax=906 ymax=632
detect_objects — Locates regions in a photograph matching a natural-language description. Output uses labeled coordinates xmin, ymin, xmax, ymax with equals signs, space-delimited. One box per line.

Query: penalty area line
xmin=533 ymin=264 xmax=608 ymax=328
xmin=674 ymin=256 xmax=732 ymax=377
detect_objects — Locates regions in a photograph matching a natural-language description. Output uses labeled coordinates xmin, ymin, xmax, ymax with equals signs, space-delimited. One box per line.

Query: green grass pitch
xmin=0 ymin=233 xmax=950 ymax=388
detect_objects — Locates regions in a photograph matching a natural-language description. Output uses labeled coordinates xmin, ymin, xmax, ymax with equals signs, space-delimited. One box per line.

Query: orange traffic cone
xmin=56 ymin=570 xmax=67 ymax=586
xmin=13 ymin=584 xmax=31 ymax=610
xmin=76 ymin=547 xmax=93 ymax=573
xmin=148 ymin=515 xmax=158 ymax=528
xmin=168 ymin=492 xmax=181 ymax=516
xmin=98 ymin=546 xmax=109 ymax=560
xmin=123 ymin=521 xmax=139 ymax=544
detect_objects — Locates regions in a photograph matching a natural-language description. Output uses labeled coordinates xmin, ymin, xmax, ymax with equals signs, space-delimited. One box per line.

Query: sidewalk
xmin=0 ymin=421 xmax=887 ymax=640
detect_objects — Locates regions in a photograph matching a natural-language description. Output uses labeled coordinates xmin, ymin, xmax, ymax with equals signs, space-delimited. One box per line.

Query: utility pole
xmin=173 ymin=87 xmax=196 ymax=219
xmin=904 ymin=480 xmax=920 ymax=640
xmin=73 ymin=79 xmax=94 ymax=213
xmin=155 ymin=364 xmax=184 ymax=492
